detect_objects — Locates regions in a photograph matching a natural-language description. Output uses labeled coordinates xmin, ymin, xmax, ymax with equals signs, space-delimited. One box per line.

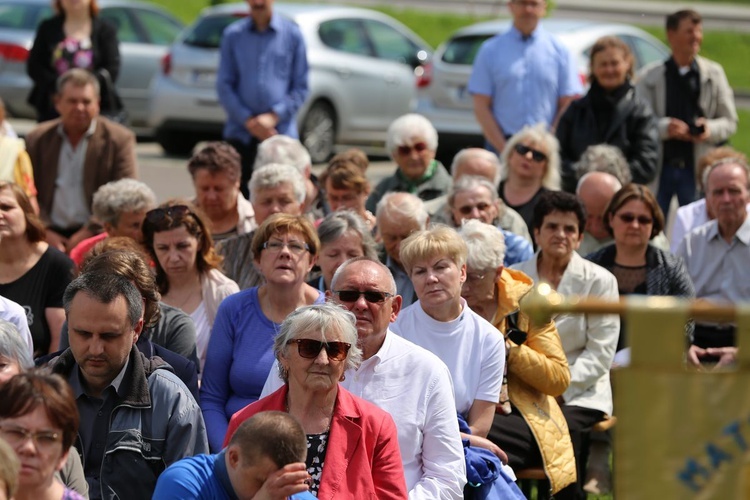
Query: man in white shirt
xmin=263 ymin=257 xmax=466 ymax=498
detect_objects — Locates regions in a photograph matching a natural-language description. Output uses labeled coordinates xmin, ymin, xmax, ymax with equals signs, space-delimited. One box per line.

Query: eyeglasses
xmin=262 ymin=240 xmax=310 ymax=255
xmin=466 ymin=271 xmax=488 ymax=284
xmin=616 ymin=213 xmax=653 ymax=225
xmin=0 ymin=424 xmax=61 ymax=452
xmin=287 ymin=339 xmax=351 ymax=361
xmin=396 ymin=142 xmax=428 ymax=156
xmin=333 ymin=289 xmax=393 ymax=304
xmin=458 ymin=202 xmax=492 ymax=215
xmin=514 ymin=144 xmax=548 ymax=163
xmin=145 ymin=205 xmax=191 ymax=225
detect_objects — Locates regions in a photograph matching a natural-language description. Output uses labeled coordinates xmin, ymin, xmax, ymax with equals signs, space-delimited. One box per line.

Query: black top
xmin=663 ymin=57 xmax=702 ymax=169
xmin=305 ymin=431 xmax=329 ymax=495
xmin=498 ymin=181 xmax=548 ymax=241
xmin=26 ymin=15 xmax=121 ymax=121
xmin=0 ymin=246 xmax=74 ymax=356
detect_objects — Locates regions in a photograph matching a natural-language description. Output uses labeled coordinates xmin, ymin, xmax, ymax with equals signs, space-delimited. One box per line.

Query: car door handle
xmin=336 ymin=68 xmax=351 ymax=78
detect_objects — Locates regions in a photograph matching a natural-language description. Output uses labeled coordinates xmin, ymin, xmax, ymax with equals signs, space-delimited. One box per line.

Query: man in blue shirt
xmin=217 ymin=0 xmax=309 ymax=198
xmin=153 ymin=411 xmax=316 ymax=500
xmin=468 ymin=0 xmax=582 ymax=154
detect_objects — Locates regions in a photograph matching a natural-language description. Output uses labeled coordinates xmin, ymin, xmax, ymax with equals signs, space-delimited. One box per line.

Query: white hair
xmin=249 ymin=164 xmax=307 ymax=204
xmin=375 ymin=192 xmax=429 ymax=229
xmin=255 ymin=136 xmax=311 ymax=175
xmin=457 ymin=219 xmax=506 ymax=271
xmin=92 ymin=179 xmax=157 ymax=226
xmin=385 ymin=113 xmax=438 ymax=157
xmin=450 ymin=148 xmax=502 ymax=186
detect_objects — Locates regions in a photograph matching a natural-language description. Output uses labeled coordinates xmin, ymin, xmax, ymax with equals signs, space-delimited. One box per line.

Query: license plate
xmin=193 ymin=70 xmax=216 ymax=86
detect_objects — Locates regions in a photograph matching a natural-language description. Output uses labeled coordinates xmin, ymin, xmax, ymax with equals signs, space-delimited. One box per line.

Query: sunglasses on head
xmin=514 ymin=144 xmax=547 ymax=163
xmin=145 ymin=205 xmax=191 ymax=225
xmin=287 ymin=338 xmax=351 ymax=361
xmin=334 ymin=290 xmax=393 ymax=304
xmin=397 ymin=142 xmax=428 ymax=156
xmin=617 ymin=213 xmax=653 ymax=225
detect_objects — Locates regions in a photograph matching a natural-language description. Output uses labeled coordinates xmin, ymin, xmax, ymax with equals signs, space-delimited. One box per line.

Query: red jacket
xmin=225 ymin=385 xmax=407 ymax=500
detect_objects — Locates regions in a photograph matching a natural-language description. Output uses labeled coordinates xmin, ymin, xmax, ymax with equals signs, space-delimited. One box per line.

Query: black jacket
xmin=26 ymin=15 xmax=121 ymax=120
xmin=556 ymin=83 xmax=659 ymax=192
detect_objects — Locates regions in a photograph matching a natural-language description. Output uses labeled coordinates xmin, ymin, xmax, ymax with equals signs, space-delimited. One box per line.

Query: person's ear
xmin=390 ymin=294 xmax=402 ymax=323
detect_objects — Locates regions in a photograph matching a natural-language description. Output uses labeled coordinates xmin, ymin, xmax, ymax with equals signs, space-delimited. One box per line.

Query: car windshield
xmin=184 ymin=13 xmax=247 ymax=49
xmin=0 ymin=2 xmax=52 ymax=30
xmin=441 ymin=34 xmax=493 ymax=65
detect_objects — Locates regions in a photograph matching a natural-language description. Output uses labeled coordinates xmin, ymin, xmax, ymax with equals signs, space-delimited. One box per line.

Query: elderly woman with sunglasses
xmin=225 ymin=303 xmax=406 ymax=499
xmin=0 ymin=368 xmax=85 ymax=500
xmin=391 ymin=225 xmax=506 ymax=458
xmin=586 ymin=184 xmax=695 ymax=351
xmin=499 ymin=123 xmax=562 ymax=237
xmin=142 ymin=201 xmax=239 ymax=373
xmin=201 ymin=214 xmax=324 ymax=452
xmin=366 ymin=113 xmax=452 ymax=214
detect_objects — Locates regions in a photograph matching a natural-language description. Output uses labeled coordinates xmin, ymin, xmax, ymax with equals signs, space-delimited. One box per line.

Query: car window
xmin=0 ymin=3 xmax=51 ymax=29
xmin=624 ymin=35 xmax=668 ymax=70
xmin=131 ymin=8 xmax=182 ymax=46
xmin=100 ymin=8 xmax=141 ymax=43
xmin=319 ymin=19 xmax=371 ymax=57
xmin=441 ymin=34 xmax=492 ymax=65
xmin=184 ymin=13 xmax=245 ymax=49
xmin=362 ymin=19 xmax=419 ymax=65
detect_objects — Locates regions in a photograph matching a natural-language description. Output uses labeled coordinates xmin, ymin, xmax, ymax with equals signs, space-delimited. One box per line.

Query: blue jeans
xmin=657 ymin=164 xmax=697 ymax=219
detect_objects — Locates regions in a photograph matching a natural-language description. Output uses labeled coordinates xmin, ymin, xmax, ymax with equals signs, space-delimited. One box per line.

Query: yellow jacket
xmin=492 ymin=268 xmax=576 ymax=494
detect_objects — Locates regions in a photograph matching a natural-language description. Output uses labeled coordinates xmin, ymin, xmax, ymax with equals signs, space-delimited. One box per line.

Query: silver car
xmin=147 ymin=2 xmax=431 ymax=161
xmin=416 ymin=19 xmax=669 ymax=160
xmin=0 ymin=0 xmax=183 ymax=127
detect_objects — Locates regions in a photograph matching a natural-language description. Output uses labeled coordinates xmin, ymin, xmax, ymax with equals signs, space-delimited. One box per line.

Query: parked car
xmin=0 ymin=0 xmax=184 ymax=127
xmin=147 ymin=2 xmax=431 ymax=161
xmin=416 ymin=19 xmax=670 ymax=162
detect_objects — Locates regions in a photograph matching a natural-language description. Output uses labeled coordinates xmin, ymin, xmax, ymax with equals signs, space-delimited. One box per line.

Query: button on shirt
xmin=69 ymin=358 xmax=131 ymax=500
xmin=51 ymin=120 xmax=96 ymax=229
xmin=468 ymin=24 xmax=583 ymax=136
xmin=217 ymin=13 xmax=309 ymax=144
xmin=677 ymin=216 xmax=750 ymax=305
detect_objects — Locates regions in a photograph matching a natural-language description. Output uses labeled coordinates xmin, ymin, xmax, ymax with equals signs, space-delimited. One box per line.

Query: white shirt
xmin=391 ymin=299 xmax=505 ymax=415
xmin=190 ymin=301 xmax=210 ymax=374
xmin=51 ymin=121 xmax=96 ymax=229
xmin=0 ymin=295 xmax=34 ymax=357
xmin=262 ymin=332 xmax=467 ymax=498
xmin=671 ymin=198 xmax=750 ymax=253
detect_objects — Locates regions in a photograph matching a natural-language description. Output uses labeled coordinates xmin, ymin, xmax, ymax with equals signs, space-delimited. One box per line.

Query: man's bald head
xmin=577 ymin=172 xmax=623 ymax=239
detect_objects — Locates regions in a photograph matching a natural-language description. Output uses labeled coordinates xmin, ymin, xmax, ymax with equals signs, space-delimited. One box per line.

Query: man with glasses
xmin=469 ymin=0 xmax=582 ymax=154
xmin=262 ymin=257 xmax=466 ymax=498
xmin=49 ymin=272 xmax=208 ymax=499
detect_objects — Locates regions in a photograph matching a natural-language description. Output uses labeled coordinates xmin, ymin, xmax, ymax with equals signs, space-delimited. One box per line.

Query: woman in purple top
xmin=0 ymin=369 xmax=86 ymax=500
xmin=200 ymin=214 xmax=324 ymax=451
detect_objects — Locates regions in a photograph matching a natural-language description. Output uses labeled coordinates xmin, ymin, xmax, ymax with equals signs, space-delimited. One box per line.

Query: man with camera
xmin=636 ymin=9 xmax=737 ymax=218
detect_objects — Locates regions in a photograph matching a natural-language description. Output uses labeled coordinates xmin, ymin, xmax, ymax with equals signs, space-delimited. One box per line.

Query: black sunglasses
xmin=617 ymin=213 xmax=653 ymax=225
xmin=145 ymin=205 xmax=191 ymax=225
xmin=397 ymin=142 xmax=428 ymax=156
xmin=333 ymin=290 xmax=393 ymax=304
xmin=514 ymin=144 xmax=547 ymax=163
xmin=287 ymin=339 xmax=351 ymax=361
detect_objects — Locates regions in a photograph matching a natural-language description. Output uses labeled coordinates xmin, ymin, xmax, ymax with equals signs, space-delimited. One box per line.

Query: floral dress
xmin=52 ymin=37 xmax=93 ymax=75
xmin=305 ymin=431 xmax=329 ymax=496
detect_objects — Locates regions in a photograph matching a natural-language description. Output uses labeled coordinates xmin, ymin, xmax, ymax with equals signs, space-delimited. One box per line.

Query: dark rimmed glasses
xmin=616 ymin=213 xmax=653 ymax=225
xmin=514 ymin=144 xmax=548 ymax=163
xmin=397 ymin=142 xmax=428 ymax=156
xmin=145 ymin=205 xmax=191 ymax=225
xmin=333 ymin=290 xmax=393 ymax=304
xmin=287 ymin=339 xmax=351 ymax=361
xmin=0 ymin=424 xmax=61 ymax=452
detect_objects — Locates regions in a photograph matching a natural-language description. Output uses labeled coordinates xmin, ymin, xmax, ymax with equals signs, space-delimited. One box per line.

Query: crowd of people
xmin=0 ymin=0 xmax=747 ymax=499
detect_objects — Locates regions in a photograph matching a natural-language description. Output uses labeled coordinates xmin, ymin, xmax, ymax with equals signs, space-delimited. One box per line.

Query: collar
xmin=709 ymin=216 xmax=750 ymax=245
xmin=396 ymin=159 xmax=437 ymax=189
xmin=56 ymin=118 xmax=97 ymax=141
xmin=248 ymin=12 xmax=282 ymax=33
xmin=358 ymin=329 xmax=393 ymax=370
xmin=385 ymin=255 xmax=407 ymax=277
xmin=509 ymin=23 xmax=539 ymax=42
xmin=214 ymin=450 xmax=239 ymax=500
xmin=70 ymin=356 xmax=130 ymax=400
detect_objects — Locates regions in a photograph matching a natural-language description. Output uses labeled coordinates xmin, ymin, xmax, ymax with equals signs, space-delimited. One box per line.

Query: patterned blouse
xmin=305 ymin=431 xmax=329 ymax=496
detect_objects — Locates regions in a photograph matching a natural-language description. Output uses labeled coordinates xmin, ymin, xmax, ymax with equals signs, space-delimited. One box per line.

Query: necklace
xmin=172 ymin=288 xmax=198 ymax=310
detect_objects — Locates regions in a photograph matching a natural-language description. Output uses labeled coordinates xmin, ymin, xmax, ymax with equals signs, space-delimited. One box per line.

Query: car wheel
xmin=300 ymin=101 xmax=336 ymax=164
xmin=156 ymin=129 xmax=198 ymax=157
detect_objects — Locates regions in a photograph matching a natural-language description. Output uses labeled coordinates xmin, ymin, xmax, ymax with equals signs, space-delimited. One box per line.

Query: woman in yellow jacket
xmin=458 ymin=219 xmax=576 ymax=496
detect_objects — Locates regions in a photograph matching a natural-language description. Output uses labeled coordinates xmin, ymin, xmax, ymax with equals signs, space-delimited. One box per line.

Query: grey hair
xmin=330 ymin=257 xmax=397 ymax=296
xmin=255 ymin=136 xmax=311 ymax=175
xmin=386 ymin=113 xmax=438 ymax=158
xmin=317 ymin=211 xmax=377 ymax=260
xmin=0 ymin=320 xmax=33 ymax=371
xmin=63 ymin=272 xmax=143 ymax=328
xmin=56 ymin=68 xmax=100 ymax=97
xmin=92 ymin=179 xmax=157 ymax=226
xmin=450 ymin=148 xmax=502 ymax=186
xmin=249 ymin=164 xmax=307 ymax=204
xmin=573 ymin=144 xmax=631 ymax=185
xmin=457 ymin=219 xmax=506 ymax=271
xmin=576 ymin=171 xmax=623 ymax=196
xmin=500 ymin=123 xmax=561 ymax=190
xmin=447 ymin=175 xmax=499 ymax=209
xmin=375 ymin=192 xmax=429 ymax=228
xmin=702 ymin=157 xmax=750 ymax=192
xmin=273 ymin=303 xmax=363 ymax=377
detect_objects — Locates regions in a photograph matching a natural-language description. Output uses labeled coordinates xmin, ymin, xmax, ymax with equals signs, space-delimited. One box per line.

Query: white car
xmin=416 ymin=19 xmax=669 ymax=161
xmin=147 ymin=3 xmax=431 ymax=160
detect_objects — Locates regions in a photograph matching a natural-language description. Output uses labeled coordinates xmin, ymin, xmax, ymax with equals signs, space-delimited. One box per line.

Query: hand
xmin=45 ymin=230 xmax=68 ymax=252
xmin=245 ymin=113 xmax=279 ymax=141
xmin=468 ymin=434 xmax=509 ymax=465
xmin=253 ymin=462 xmax=311 ymax=500
xmin=688 ymin=345 xmax=738 ymax=369
xmin=667 ymin=118 xmax=691 ymax=141
xmin=691 ymin=117 xmax=711 ymax=143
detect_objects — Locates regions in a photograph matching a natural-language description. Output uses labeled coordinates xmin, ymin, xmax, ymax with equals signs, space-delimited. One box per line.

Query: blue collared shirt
xmin=468 ymin=24 xmax=582 ymax=135
xmin=217 ymin=13 xmax=309 ymax=143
